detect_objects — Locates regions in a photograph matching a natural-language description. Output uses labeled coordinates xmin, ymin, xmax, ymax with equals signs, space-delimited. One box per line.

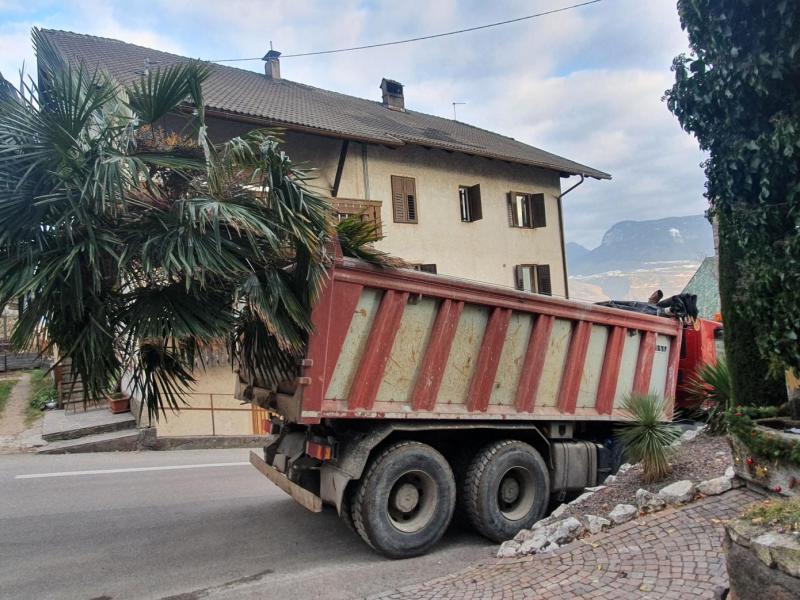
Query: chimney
xmin=262 ymin=49 xmax=281 ymax=80
xmin=380 ymin=78 xmax=405 ymax=111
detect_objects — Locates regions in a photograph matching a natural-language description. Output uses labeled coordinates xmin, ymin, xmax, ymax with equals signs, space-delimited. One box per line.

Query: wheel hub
xmin=394 ymin=482 xmax=420 ymax=513
xmin=500 ymin=476 xmax=520 ymax=504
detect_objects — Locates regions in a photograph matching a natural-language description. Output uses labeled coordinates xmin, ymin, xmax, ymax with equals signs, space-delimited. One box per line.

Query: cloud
xmin=0 ymin=0 xmax=708 ymax=246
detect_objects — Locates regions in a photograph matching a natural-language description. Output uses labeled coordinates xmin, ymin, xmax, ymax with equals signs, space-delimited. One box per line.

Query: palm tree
xmin=0 ymin=30 xmax=333 ymax=420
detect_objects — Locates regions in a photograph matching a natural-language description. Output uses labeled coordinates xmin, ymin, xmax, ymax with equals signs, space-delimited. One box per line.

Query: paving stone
xmin=370 ymin=489 xmax=760 ymax=600
xmin=658 ymin=480 xmax=696 ymax=504
xmin=697 ymin=476 xmax=733 ymax=496
xmin=608 ymin=503 xmax=638 ymax=524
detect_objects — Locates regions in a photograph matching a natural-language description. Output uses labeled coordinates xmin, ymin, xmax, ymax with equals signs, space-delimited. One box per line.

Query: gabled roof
xmin=39 ymin=29 xmax=611 ymax=180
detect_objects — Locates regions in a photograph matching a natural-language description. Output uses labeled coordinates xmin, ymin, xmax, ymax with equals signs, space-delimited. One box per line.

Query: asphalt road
xmin=0 ymin=449 xmax=492 ymax=600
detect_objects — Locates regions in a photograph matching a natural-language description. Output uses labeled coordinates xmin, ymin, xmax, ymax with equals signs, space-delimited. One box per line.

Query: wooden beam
xmin=332 ymin=140 xmax=349 ymax=198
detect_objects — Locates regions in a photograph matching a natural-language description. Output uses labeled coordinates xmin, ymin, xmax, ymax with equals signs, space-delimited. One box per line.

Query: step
xmin=42 ymin=409 xmax=137 ymax=442
xmin=38 ymin=430 xmax=140 ymax=454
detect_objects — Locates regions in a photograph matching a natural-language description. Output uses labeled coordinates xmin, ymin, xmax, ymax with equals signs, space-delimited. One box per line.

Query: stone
xmin=698 ymin=476 xmax=733 ymax=496
xmin=549 ymin=517 xmax=585 ymax=545
xmin=608 ymin=504 xmax=638 ymax=524
xmin=681 ymin=428 xmax=701 ymax=442
xmin=603 ymin=474 xmax=618 ymax=485
xmin=635 ymin=488 xmax=666 ymax=512
xmin=751 ymin=532 xmax=800 ymax=578
xmin=569 ymin=492 xmax=594 ymax=506
xmin=513 ymin=528 xmax=534 ymax=543
xmin=497 ymin=540 xmax=520 ymax=558
xmin=582 ymin=514 xmax=611 ymax=534
xmin=584 ymin=485 xmax=606 ymax=492
xmin=550 ymin=503 xmax=568 ymax=519
xmin=617 ymin=463 xmax=633 ymax=475
xmin=725 ymin=528 xmax=800 ymax=600
xmin=518 ymin=531 xmax=550 ymax=555
xmin=658 ymin=480 xmax=696 ymax=505
xmin=725 ymin=466 xmax=735 ymax=479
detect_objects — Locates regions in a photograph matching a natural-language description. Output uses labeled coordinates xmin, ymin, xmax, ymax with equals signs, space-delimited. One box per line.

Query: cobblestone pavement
xmin=369 ymin=488 xmax=761 ymax=600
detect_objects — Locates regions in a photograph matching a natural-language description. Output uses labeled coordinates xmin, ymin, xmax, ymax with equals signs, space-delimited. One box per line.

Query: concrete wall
xmin=204 ymin=117 xmax=567 ymax=296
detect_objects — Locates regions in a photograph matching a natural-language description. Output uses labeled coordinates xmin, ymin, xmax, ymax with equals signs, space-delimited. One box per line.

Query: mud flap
xmin=249 ymin=451 xmax=323 ymax=513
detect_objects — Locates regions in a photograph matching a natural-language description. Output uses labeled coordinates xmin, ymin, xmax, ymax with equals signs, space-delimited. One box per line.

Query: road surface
xmin=0 ymin=449 xmax=492 ymax=600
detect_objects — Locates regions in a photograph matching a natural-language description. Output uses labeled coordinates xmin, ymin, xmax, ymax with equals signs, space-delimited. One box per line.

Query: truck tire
xmin=339 ymin=483 xmax=358 ymax=535
xmin=352 ymin=440 xmax=456 ymax=558
xmin=463 ymin=440 xmax=549 ymax=542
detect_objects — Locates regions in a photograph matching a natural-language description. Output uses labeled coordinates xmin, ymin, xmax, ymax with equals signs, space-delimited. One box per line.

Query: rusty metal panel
xmin=325 ymin=288 xmax=382 ymax=400
xmin=490 ymin=312 xmax=534 ymax=407
xmin=375 ymin=297 xmax=439 ymax=405
xmin=649 ymin=334 xmax=672 ymax=398
xmin=438 ymin=304 xmax=489 ymax=406
xmin=536 ymin=318 xmax=572 ymax=408
xmin=576 ymin=325 xmax=609 ymax=408
xmin=614 ymin=330 xmax=641 ymax=406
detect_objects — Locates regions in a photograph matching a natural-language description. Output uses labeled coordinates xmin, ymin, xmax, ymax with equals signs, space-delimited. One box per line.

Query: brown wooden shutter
xmin=468 ymin=184 xmax=482 ymax=221
xmin=536 ymin=264 xmax=552 ymax=296
xmin=532 ymin=194 xmax=547 ymax=228
xmin=404 ymin=177 xmax=418 ymax=223
xmin=391 ymin=175 xmax=407 ymax=223
xmin=507 ymin=193 xmax=517 ymax=227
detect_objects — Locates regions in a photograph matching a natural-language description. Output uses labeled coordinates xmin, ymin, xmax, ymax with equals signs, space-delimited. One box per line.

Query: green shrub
xmin=26 ymin=369 xmax=56 ymax=424
xmin=0 ymin=379 xmax=15 ymax=414
xmin=682 ymin=359 xmax=732 ymax=435
xmin=616 ymin=393 xmax=682 ymax=482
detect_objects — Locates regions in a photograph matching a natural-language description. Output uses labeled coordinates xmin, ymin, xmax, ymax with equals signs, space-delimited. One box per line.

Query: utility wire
xmin=209 ymin=0 xmax=604 ymax=62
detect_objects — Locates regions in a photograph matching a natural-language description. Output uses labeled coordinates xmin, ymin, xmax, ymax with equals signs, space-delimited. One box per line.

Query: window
xmin=459 ymin=184 xmax=483 ymax=223
xmin=329 ymin=198 xmax=382 ymax=235
xmin=507 ymin=192 xmax=546 ymax=229
xmin=412 ymin=264 xmax=438 ymax=274
xmin=514 ymin=264 xmax=552 ymax=296
xmin=391 ymin=175 xmax=418 ymax=223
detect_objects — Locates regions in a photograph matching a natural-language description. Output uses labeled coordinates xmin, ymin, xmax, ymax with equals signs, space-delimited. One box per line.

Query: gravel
xmin=557 ymin=431 xmax=731 ymax=520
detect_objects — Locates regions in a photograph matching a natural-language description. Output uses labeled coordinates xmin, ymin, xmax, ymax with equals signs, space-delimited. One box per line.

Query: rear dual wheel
xmin=462 ymin=440 xmax=549 ymax=542
xmin=351 ymin=441 xmax=456 ymax=559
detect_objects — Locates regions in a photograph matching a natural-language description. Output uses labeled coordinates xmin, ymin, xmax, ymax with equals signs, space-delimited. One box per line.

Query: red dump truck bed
xmin=244 ymin=252 xmax=682 ymax=425
xmin=239 ymin=251 xmax=685 ymax=558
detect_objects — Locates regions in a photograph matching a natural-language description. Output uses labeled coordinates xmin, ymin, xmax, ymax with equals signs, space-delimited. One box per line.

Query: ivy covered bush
xmin=665 ymin=1 xmax=799 ymax=404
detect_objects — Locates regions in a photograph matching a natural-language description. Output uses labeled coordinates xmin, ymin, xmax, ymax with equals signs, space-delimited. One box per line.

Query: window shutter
xmin=468 ymin=184 xmax=482 ymax=221
xmin=391 ymin=175 xmax=407 ymax=223
xmin=507 ymin=193 xmax=517 ymax=227
xmin=532 ymin=194 xmax=547 ymax=228
xmin=404 ymin=177 xmax=418 ymax=223
xmin=514 ymin=265 xmax=524 ymax=290
xmin=536 ymin=264 xmax=552 ymax=296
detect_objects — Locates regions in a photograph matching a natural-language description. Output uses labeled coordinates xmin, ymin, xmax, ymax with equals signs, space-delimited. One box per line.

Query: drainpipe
xmin=556 ymin=174 xmax=585 ymax=300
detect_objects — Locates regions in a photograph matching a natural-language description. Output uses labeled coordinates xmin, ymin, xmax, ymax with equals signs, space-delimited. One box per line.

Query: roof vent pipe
xmin=262 ymin=49 xmax=281 ymax=80
xmin=380 ymin=78 xmax=405 ymax=112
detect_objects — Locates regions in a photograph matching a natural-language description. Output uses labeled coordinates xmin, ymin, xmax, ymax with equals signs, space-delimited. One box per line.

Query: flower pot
xmin=729 ymin=418 xmax=800 ymax=497
xmin=107 ymin=393 xmax=130 ymax=414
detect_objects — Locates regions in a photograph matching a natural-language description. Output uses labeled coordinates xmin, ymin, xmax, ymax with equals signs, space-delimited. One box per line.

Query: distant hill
xmin=567 ymin=215 xmax=715 ymax=303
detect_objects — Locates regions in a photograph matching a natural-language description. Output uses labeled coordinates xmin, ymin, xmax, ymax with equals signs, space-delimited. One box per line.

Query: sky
xmin=0 ymin=0 xmax=708 ymax=248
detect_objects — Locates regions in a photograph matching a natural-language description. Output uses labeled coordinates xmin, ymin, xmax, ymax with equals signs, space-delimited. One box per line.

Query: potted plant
xmin=106 ymin=390 xmax=130 ymax=414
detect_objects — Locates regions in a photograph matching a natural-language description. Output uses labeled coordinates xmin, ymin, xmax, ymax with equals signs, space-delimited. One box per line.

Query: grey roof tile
xmin=39 ymin=29 xmax=611 ymax=180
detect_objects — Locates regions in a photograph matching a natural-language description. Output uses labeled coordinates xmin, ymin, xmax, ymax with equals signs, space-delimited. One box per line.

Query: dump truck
xmin=237 ymin=247 xmax=689 ymax=558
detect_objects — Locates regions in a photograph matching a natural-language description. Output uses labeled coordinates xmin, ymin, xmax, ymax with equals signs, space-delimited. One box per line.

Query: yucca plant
xmin=681 ymin=360 xmax=732 ymax=435
xmin=0 ymin=30 xmax=333 ymax=420
xmin=616 ymin=393 xmax=681 ymax=482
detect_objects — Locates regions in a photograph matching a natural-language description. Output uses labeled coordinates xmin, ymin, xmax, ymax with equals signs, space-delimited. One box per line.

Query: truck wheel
xmin=352 ymin=441 xmax=456 ymax=558
xmin=463 ymin=440 xmax=549 ymax=542
xmin=339 ymin=483 xmax=358 ymax=535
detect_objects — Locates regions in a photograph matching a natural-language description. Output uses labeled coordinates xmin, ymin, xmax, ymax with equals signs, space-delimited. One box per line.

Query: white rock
xmin=725 ymin=466 xmax=735 ymax=479
xmin=550 ymin=503 xmax=569 ymax=519
xmin=603 ymin=475 xmax=618 ymax=485
xmin=697 ymin=476 xmax=732 ymax=496
xmin=635 ymin=488 xmax=666 ymax=512
xmin=681 ymin=428 xmax=700 ymax=442
xmin=658 ymin=480 xmax=696 ymax=504
xmin=497 ymin=540 xmax=520 ymax=558
xmin=569 ymin=492 xmax=595 ymax=506
xmin=582 ymin=514 xmax=611 ymax=534
xmin=584 ymin=485 xmax=606 ymax=492
xmin=518 ymin=531 xmax=550 ymax=555
xmin=618 ymin=463 xmax=633 ymax=475
xmin=549 ymin=517 xmax=585 ymax=545
xmin=608 ymin=504 xmax=638 ymax=524
xmin=513 ymin=528 xmax=534 ymax=543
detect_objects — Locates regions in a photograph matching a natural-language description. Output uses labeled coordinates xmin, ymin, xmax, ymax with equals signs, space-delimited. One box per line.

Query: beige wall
xmin=205 ymin=117 xmax=568 ymax=297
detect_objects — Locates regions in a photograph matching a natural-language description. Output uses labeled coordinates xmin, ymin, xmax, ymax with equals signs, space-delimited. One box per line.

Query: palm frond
xmin=335 ymin=216 xmax=405 ymax=268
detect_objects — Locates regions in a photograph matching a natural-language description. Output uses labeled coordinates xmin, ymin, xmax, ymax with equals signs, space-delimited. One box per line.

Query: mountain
xmin=567 ymin=215 xmax=715 ymax=303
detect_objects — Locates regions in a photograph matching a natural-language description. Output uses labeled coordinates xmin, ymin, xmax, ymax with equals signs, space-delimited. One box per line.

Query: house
xmin=40 ymin=29 xmax=610 ymax=438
